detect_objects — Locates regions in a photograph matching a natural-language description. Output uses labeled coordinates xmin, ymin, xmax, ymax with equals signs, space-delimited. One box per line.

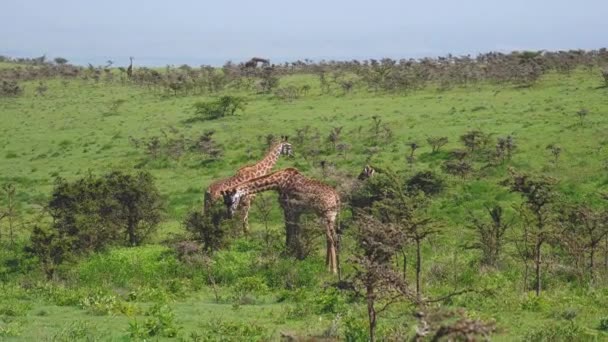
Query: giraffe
xmin=126 ymin=57 xmax=133 ymax=79
xmin=358 ymin=164 xmax=376 ymax=180
xmin=203 ymin=137 xmax=292 ymax=232
xmin=221 ymin=168 xmax=341 ymax=273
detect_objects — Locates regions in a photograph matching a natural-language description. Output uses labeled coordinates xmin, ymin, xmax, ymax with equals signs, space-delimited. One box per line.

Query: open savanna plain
xmin=1 ymin=61 xmax=608 ymax=341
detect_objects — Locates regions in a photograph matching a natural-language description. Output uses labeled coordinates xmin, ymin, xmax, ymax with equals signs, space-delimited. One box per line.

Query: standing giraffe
xmin=126 ymin=57 xmax=133 ymax=79
xmin=204 ymin=137 xmax=292 ymax=232
xmin=221 ymin=168 xmax=341 ymax=274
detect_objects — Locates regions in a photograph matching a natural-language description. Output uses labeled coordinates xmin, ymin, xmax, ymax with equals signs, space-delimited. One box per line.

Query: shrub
xmin=0 ymin=80 xmax=23 ymax=97
xmin=129 ymin=303 xmax=181 ymax=338
xmin=406 ymin=170 xmax=445 ymax=195
xmin=230 ymin=274 xmax=270 ymax=306
xmin=312 ymin=287 xmax=347 ymax=314
xmin=343 ymin=312 xmax=369 ymax=342
xmin=76 ymin=246 xmax=183 ymax=289
xmin=79 ymin=291 xmax=138 ymax=316
xmin=198 ymin=319 xmax=270 ymax=341
xmin=522 ymin=321 xmax=588 ymax=342
xmin=599 ymin=316 xmax=608 ymax=332
xmin=184 ymin=205 xmax=231 ymax=252
xmin=191 ymin=95 xmax=246 ymax=121
xmin=144 ymin=303 xmax=181 ymax=338
xmin=0 ymin=301 xmax=31 ymax=316
xmin=29 ymin=171 xmax=165 ymax=278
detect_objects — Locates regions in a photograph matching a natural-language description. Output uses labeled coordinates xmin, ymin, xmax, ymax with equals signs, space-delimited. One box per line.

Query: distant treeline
xmin=1 ymin=48 xmax=608 ymax=97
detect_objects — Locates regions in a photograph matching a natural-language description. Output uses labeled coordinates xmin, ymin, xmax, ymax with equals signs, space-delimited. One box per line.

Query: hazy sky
xmin=1 ymin=0 xmax=607 ymax=66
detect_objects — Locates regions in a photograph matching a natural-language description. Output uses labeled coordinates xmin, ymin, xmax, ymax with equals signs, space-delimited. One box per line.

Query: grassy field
xmin=1 ymin=67 xmax=608 ymax=340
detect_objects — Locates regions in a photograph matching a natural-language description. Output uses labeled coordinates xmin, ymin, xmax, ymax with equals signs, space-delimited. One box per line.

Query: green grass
xmin=1 ymin=68 xmax=608 ymax=340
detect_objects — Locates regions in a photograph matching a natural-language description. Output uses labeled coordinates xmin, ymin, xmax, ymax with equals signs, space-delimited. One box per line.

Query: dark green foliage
xmin=53 ymin=57 xmax=68 ymax=65
xmin=427 ymin=136 xmax=449 ymax=153
xmin=197 ymin=319 xmax=270 ymax=341
xmin=599 ymin=316 xmax=608 ymax=331
xmin=443 ymin=160 xmax=473 ymax=178
xmin=406 ymin=170 xmax=445 ymax=196
xmin=28 ymin=170 xmax=164 ymax=278
xmin=259 ymin=67 xmax=279 ymax=93
xmin=191 ymin=95 xmax=246 ymax=121
xmin=350 ymin=172 xmax=394 ymax=212
xmin=25 ymin=225 xmax=72 ymax=280
xmin=129 ymin=303 xmax=181 ymax=338
xmin=466 ymin=205 xmax=511 ymax=267
xmin=460 ymin=130 xmax=491 ymax=153
xmin=0 ymin=80 xmax=23 ymax=97
xmin=191 ymin=130 xmax=224 ymax=160
xmin=184 ymin=203 xmax=230 ymax=252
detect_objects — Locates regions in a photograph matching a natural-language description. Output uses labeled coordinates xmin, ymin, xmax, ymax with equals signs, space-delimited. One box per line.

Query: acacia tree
xmin=505 ymin=170 xmax=557 ymax=296
xmin=558 ymin=204 xmax=608 ymax=281
xmin=370 ymin=170 xmax=440 ymax=300
xmin=351 ymin=212 xmax=416 ymax=342
xmin=466 ymin=205 xmax=512 ymax=267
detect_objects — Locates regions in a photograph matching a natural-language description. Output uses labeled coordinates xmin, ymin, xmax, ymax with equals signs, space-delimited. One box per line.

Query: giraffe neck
xmin=255 ymin=143 xmax=283 ymax=174
xmin=238 ymin=174 xmax=284 ymax=196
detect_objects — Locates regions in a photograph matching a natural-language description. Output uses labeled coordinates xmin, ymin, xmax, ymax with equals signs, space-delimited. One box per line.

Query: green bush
xmin=599 ymin=316 xmax=608 ymax=332
xmin=0 ymin=301 xmax=31 ymax=316
xmin=198 ymin=319 xmax=270 ymax=341
xmin=51 ymin=321 xmax=100 ymax=341
xmin=76 ymin=246 xmax=183 ymax=289
xmin=128 ymin=303 xmax=180 ymax=339
xmin=312 ymin=287 xmax=347 ymax=314
xmin=28 ymin=171 xmax=165 ymax=279
xmin=191 ymin=95 xmax=246 ymax=121
xmin=261 ymin=258 xmax=323 ymax=289
xmin=343 ymin=312 xmax=369 ymax=342
xmin=520 ymin=293 xmax=549 ymax=312
xmin=144 ymin=303 xmax=180 ymax=338
xmin=522 ymin=322 xmax=590 ymax=341
xmin=79 ymin=291 xmax=139 ymax=316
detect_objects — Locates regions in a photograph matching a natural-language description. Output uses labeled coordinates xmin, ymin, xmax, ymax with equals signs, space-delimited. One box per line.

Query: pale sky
xmin=1 ymin=0 xmax=607 ymax=66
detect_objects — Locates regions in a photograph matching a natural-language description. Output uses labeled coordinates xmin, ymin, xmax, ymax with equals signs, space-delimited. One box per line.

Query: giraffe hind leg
xmin=238 ymin=194 xmax=255 ymax=234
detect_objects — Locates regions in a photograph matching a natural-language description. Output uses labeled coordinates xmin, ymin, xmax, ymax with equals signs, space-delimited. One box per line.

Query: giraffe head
xmin=278 ymin=136 xmax=293 ymax=157
xmin=220 ymin=188 xmax=243 ymax=216
xmin=358 ymin=165 xmax=376 ymax=180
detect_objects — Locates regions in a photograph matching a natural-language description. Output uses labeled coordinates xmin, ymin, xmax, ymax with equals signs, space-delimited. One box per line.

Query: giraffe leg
xmin=325 ymin=215 xmax=338 ymax=274
xmin=239 ymin=195 xmax=253 ymax=234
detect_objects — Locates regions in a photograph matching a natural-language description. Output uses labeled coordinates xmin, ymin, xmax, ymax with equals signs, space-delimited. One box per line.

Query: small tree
xmin=351 ymin=213 xmax=416 ymax=342
xmin=371 ymin=170 xmax=440 ymax=300
xmin=495 ymin=135 xmax=516 ymax=162
xmin=191 ymin=130 xmax=224 ymax=160
xmin=259 ymin=67 xmax=279 ymax=93
xmin=48 ymin=171 xmax=164 ymax=253
xmin=460 ymin=130 xmax=490 ymax=153
xmin=466 ymin=205 xmax=512 ymax=267
xmin=25 ymin=225 xmax=72 ymax=280
xmin=184 ymin=202 xmax=231 ymax=252
xmin=54 ymin=57 xmax=68 ymax=65
xmin=576 ymin=108 xmax=588 ymax=126
xmin=505 ymin=170 xmax=557 ymax=296
xmin=0 ymin=183 xmax=19 ymax=248
xmin=558 ymin=204 xmax=608 ymax=281
xmin=426 ymin=136 xmax=449 ymax=153
xmin=546 ymin=144 xmax=561 ymax=165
